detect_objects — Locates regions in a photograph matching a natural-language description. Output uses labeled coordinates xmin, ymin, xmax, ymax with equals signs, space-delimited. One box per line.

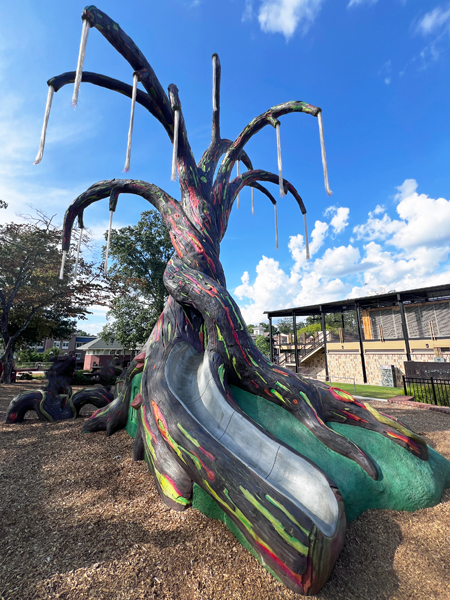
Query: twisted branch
xmin=78 ymin=6 xmax=198 ymax=189
xmin=228 ymin=169 xmax=307 ymax=214
xmin=213 ymin=101 xmax=320 ymax=197
xmin=62 ymin=179 xmax=179 ymax=251
xmin=48 ymin=71 xmax=164 ymax=128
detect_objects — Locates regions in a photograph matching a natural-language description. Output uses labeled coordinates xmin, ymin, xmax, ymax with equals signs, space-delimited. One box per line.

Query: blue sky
xmin=2 ymin=0 xmax=450 ymax=334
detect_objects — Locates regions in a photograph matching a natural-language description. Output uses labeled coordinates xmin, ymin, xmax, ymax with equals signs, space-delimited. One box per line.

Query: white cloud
xmin=353 ymin=179 xmax=450 ymax=250
xmin=234 ymin=179 xmax=450 ymax=325
xmin=416 ymin=5 xmax=450 ymax=36
xmin=394 ymin=178 xmax=418 ymax=201
xmin=324 ymin=206 xmax=350 ymax=233
xmin=258 ymin=0 xmax=324 ymax=38
xmin=393 ymin=186 xmax=450 ymax=249
xmin=353 ymin=212 xmax=403 ymax=241
xmin=348 ymin=0 xmax=378 ymax=8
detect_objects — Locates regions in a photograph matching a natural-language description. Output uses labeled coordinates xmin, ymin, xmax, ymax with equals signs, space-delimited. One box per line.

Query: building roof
xmin=265 ymin=282 xmax=450 ymax=319
xmin=76 ymin=338 xmax=126 ymax=351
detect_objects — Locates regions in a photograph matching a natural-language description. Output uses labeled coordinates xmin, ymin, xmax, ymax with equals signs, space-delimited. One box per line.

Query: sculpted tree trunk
xmin=45 ymin=6 xmax=428 ymax=594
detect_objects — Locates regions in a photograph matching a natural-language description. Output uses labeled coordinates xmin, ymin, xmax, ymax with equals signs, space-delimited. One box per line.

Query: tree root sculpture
xmin=40 ymin=6 xmax=442 ymax=594
xmin=5 ymin=356 xmax=116 ymax=423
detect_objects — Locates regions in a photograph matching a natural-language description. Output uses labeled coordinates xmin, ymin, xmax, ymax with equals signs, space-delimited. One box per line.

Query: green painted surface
xmin=126 ymin=375 xmax=450 ymax=523
xmin=191 ymin=482 xmax=282 ymax=584
xmin=230 ymin=384 xmax=450 ymax=521
xmin=125 ymin=373 xmax=142 ymax=438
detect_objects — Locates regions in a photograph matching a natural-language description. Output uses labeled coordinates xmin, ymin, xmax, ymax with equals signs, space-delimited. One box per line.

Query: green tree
xmin=100 ymin=210 xmax=173 ymax=349
xmin=0 ymin=217 xmax=108 ymax=383
xmin=255 ymin=335 xmax=270 ymax=358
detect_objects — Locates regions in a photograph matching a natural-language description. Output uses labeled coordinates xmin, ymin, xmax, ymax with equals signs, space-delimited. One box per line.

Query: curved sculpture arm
xmin=248 ymin=182 xmax=277 ymax=205
xmin=61 ymin=179 xmax=179 ymax=251
xmin=198 ymin=139 xmax=253 ymax=192
xmin=213 ymin=101 xmax=320 ymax=193
xmin=82 ymin=5 xmax=173 ymax=133
xmin=48 ymin=71 xmax=163 ymax=122
xmin=228 ymin=169 xmax=307 ymax=214
xmin=80 ymin=6 xmax=198 ymax=188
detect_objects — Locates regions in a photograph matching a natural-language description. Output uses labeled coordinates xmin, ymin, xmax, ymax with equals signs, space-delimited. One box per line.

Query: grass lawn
xmin=329 ymin=382 xmax=404 ymax=400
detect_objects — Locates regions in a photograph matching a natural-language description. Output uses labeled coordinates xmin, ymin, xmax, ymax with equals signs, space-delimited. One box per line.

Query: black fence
xmin=403 ymin=376 xmax=450 ymax=407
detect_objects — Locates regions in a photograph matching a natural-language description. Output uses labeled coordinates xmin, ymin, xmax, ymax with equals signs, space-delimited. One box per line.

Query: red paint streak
xmin=343 ymin=412 xmax=368 ymax=424
xmin=168 ymin=216 xmax=183 ymax=236
xmin=387 ymin=430 xmax=420 ymax=453
xmin=169 ymin=232 xmax=183 ymax=258
xmin=254 ymin=538 xmax=306 ymax=590
xmin=184 ymin=274 xmax=217 ymax=298
xmin=274 ymin=368 xmax=290 ymax=376
xmin=264 ymin=389 xmax=274 ymax=397
xmin=198 ymin=446 xmax=215 ymax=461
xmin=164 ymin=473 xmax=185 ymax=497
xmin=142 ymin=405 xmax=157 ymax=445
xmin=251 ymin=380 xmax=259 ymax=388
xmin=292 ymin=399 xmax=299 ymax=405
xmin=152 ymin=401 xmax=172 ymax=447
xmin=8 ymin=412 xmax=17 ymax=421
xmin=329 ymin=387 xmax=355 ymax=403
xmin=190 ymin=450 xmax=215 ymax=481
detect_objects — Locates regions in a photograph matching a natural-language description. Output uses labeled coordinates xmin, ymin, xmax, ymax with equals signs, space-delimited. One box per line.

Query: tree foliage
xmin=100 ymin=210 xmax=173 ymax=349
xmin=255 ymin=334 xmax=270 ymax=358
xmin=0 ymin=217 xmax=108 ymax=382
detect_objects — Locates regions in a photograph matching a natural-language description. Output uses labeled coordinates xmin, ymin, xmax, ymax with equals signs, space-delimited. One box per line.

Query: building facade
xmin=265 ymin=284 xmax=450 ymax=387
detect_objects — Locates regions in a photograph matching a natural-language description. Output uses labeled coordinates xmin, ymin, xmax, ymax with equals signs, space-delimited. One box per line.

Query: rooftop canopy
xmin=265 ymin=282 xmax=450 ymax=319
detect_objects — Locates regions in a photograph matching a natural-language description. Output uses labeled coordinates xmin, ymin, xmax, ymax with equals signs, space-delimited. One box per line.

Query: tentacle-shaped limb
xmin=5 ymin=390 xmax=47 ymax=423
xmin=48 ymin=71 xmax=163 ymax=120
xmin=248 ymin=182 xmax=276 ymax=205
xmin=81 ymin=5 xmax=173 ymax=132
xmin=199 ymin=139 xmax=254 ymax=193
xmin=228 ymin=169 xmax=306 ymax=213
xmin=71 ymin=386 xmax=114 ymax=417
xmin=81 ymin=355 xmax=145 ymax=436
xmin=61 ymin=179 xmax=178 ymax=251
xmin=213 ymin=101 xmax=320 ymax=198
xmin=79 ymin=6 xmax=198 ymax=190
xmin=319 ymin=385 xmax=428 ymax=460
xmin=215 ymin=169 xmax=306 ymax=242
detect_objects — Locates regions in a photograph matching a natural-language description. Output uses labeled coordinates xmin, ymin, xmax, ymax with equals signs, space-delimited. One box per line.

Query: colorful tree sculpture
xmin=34 ymin=6 xmax=445 ymax=595
xmin=5 ymin=355 xmax=123 ymax=423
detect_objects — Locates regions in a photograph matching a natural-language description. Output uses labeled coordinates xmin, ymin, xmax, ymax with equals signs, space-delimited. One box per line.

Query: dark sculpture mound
xmin=5 ymin=355 xmax=118 ymax=423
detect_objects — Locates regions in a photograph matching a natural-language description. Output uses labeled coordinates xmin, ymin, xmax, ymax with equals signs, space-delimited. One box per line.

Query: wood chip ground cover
xmin=1 ymin=382 xmax=449 ymax=600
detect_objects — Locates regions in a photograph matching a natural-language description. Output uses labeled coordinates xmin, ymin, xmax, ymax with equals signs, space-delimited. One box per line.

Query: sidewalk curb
xmin=387 ymin=396 xmax=450 ymax=414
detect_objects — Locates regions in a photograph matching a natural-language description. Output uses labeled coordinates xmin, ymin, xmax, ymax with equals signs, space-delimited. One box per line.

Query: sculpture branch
xmin=82 ymin=5 xmax=173 ymax=132
xmin=213 ymin=101 xmax=320 ymax=194
xmin=61 ymin=179 xmax=179 ymax=252
xmin=198 ymin=139 xmax=253 ymax=192
xmin=48 ymin=71 xmax=165 ymax=127
xmin=77 ymin=6 xmax=199 ymax=188
xmin=228 ymin=169 xmax=307 ymax=213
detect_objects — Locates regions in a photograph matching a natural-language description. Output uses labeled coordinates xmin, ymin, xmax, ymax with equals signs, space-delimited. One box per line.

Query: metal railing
xmin=14 ymin=362 xmax=53 ymax=371
xmin=403 ymin=375 xmax=450 ymax=407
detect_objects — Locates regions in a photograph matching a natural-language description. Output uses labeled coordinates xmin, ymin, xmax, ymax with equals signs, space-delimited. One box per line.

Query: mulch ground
xmin=1 ymin=382 xmax=450 ymax=600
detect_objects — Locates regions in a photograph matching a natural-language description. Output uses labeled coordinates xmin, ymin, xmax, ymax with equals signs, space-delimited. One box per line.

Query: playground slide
xmin=165 ymin=341 xmax=339 ymax=537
